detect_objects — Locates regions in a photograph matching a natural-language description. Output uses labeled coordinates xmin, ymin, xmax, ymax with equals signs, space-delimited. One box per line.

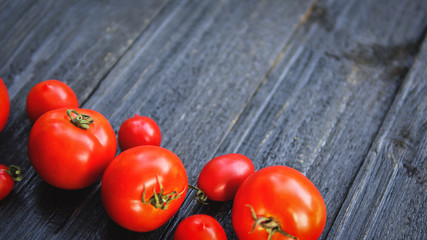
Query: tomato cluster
xmin=0 ymin=78 xmax=327 ymax=239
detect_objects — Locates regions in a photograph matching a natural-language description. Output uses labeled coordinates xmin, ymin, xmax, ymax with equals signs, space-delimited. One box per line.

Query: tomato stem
xmin=67 ymin=109 xmax=93 ymax=130
xmin=188 ymin=185 xmax=209 ymax=205
xmin=246 ymin=204 xmax=297 ymax=240
xmin=141 ymin=176 xmax=183 ymax=210
xmin=0 ymin=165 xmax=22 ymax=181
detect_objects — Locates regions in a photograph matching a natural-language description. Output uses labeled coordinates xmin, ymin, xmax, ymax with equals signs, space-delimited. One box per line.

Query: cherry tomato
xmin=118 ymin=114 xmax=161 ymax=151
xmin=0 ymin=164 xmax=22 ymax=200
xmin=26 ymin=80 xmax=79 ymax=122
xmin=196 ymin=153 xmax=255 ymax=202
xmin=173 ymin=214 xmax=227 ymax=240
xmin=101 ymin=145 xmax=188 ymax=232
xmin=232 ymin=166 xmax=326 ymax=240
xmin=0 ymin=77 xmax=10 ymax=132
xmin=28 ymin=108 xmax=116 ymax=189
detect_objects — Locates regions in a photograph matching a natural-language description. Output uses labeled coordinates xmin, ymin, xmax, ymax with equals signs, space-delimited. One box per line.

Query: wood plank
xmin=0 ymin=0 xmax=425 ymax=239
xmin=0 ymin=0 xmax=170 ymax=160
xmin=205 ymin=0 xmax=427 ymax=238
xmin=328 ymin=36 xmax=427 ymax=240
xmin=51 ymin=0 xmax=317 ymax=239
xmin=0 ymin=0 xmax=40 ymax=72
xmin=0 ymin=0 xmax=170 ymax=239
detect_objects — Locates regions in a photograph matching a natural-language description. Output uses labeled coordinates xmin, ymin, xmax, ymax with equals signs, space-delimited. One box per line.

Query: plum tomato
xmin=0 ymin=164 xmax=22 ymax=200
xmin=28 ymin=109 xmax=116 ymax=189
xmin=173 ymin=214 xmax=227 ymax=240
xmin=101 ymin=145 xmax=188 ymax=232
xmin=232 ymin=166 xmax=327 ymax=240
xmin=26 ymin=80 xmax=79 ymax=122
xmin=118 ymin=114 xmax=161 ymax=151
xmin=196 ymin=153 xmax=255 ymax=202
xmin=0 ymin=77 xmax=10 ymax=132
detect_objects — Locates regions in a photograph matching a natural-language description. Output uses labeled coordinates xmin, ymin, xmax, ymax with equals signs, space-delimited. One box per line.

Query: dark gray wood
xmin=0 ymin=0 xmax=426 ymax=239
xmin=0 ymin=0 xmax=170 ymax=239
xmin=0 ymin=0 xmax=170 ymax=162
xmin=328 ymin=37 xmax=427 ymax=240
xmin=214 ymin=0 xmax=427 ymax=239
xmin=53 ymin=0 xmax=317 ymax=239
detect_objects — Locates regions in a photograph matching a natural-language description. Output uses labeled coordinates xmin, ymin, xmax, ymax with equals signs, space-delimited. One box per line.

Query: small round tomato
xmin=196 ymin=153 xmax=255 ymax=202
xmin=0 ymin=77 xmax=10 ymax=132
xmin=26 ymin=80 xmax=79 ymax=122
xmin=232 ymin=166 xmax=327 ymax=240
xmin=101 ymin=145 xmax=188 ymax=232
xmin=118 ymin=114 xmax=161 ymax=151
xmin=173 ymin=214 xmax=227 ymax=240
xmin=28 ymin=108 xmax=116 ymax=189
xmin=0 ymin=164 xmax=22 ymax=200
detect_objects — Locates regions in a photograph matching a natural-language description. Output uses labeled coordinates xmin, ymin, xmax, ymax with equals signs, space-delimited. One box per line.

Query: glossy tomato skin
xmin=28 ymin=108 xmax=116 ymax=189
xmin=198 ymin=153 xmax=255 ymax=201
xmin=101 ymin=145 xmax=188 ymax=232
xmin=26 ymin=80 xmax=78 ymax=123
xmin=0 ymin=78 xmax=10 ymax=133
xmin=118 ymin=114 xmax=161 ymax=151
xmin=173 ymin=214 xmax=227 ymax=240
xmin=0 ymin=164 xmax=14 ymax=200
xmin=232 ymin=166 xmax=327 ymax=240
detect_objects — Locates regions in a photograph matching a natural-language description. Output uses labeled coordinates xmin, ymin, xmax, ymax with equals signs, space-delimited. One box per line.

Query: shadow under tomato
xmin=103 ymin=217 xmax=160 ymax=240
xmin=35 ymin=179 xmax=97 ymax=224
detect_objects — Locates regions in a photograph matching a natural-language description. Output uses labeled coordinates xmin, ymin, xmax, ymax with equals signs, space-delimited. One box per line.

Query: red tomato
xmin=28 ymin=108 xmax=116 ymax=189
xmin=173 ymin=214 xmax=227 ymax=240
xmin=0 ymin=164 xmax=22 ymax=200
xmin=101 ymin=145 xmax=188 ymax=232
xmin=26 ymin=80 xmax=79 ymax=122
xmin=118 ymin=114 xmax=161 ymax=151
xmin=232 ymin=166 xmax=327 ymax=240
xmin=0 ymin=77 xmax=10 ymax=132
xmin=197 ymin=153 xmax=255 ymax=202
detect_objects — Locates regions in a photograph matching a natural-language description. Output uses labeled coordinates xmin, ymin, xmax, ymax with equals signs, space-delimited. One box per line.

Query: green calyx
xmin=67 ymin=109 xmax=94 ymax=130
xmin=188 ymin=185 xmax=209 ymax=205
xmin=0 ymin=165 xmax=23 ymax=182
xmin=141 ymin=177 xmax=183 ymax=210
xmin=246 ymin=204 xmax=297 ymax=240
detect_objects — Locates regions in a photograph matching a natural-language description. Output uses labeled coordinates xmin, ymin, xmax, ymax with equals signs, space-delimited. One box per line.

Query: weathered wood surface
xmin=0 ymin=0 xmax=426 ymax=239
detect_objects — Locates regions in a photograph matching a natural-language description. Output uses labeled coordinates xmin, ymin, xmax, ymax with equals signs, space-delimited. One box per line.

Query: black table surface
xmin=0 ymin=0 xmax=426 ymax=239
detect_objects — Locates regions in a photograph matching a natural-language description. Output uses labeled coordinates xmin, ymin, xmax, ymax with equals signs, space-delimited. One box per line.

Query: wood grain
xmin=54 ymin=0 xmax=317 ymax=239
xmin=0 ymin=0 xmax=426 ymax=239
xmin=0 ymin=0 xmax=170 ymax=238
xmin=329 ymin=37 xmax=427 ymax=240
xmin=214 ymin=0 xmax=427 ymax=238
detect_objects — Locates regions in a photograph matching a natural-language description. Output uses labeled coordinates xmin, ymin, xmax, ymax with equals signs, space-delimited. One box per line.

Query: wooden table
xmin=1 ymin=0 xmax=426 ymax=239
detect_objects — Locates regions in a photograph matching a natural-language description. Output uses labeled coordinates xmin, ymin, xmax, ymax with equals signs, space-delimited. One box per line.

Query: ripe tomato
xmin=232 ymin=166 xmax=326 ymax=240
xmin=173 ymin=214 xmax=227 ymax=240
xmin=28 ymin=108 xmax=116 ymax=189
xmin=26 ymin=80 xmax=79 ymax=122
xmin=0 ymin=77 xmax=10 ymax=132
xmin=118 ymin=114 xmax=161 ymax=151
xmin=196 ymin=153 xmax=255 ymax=202
xmin=0 ymin=164 xmax=22 ymax=200
xmin=101 ymin=145 xmax=188 ymax=232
